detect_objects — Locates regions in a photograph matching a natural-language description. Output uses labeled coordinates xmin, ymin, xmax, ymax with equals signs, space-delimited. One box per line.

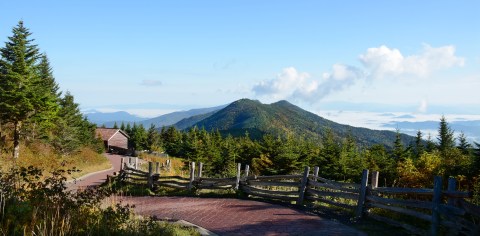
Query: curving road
xmin=67 ymin=153 xmax=124 ymax=190
xmin=118 ymin=196 xmax=365 ymax=236
xmin=70 ymin=154 xmax=365 ymax=235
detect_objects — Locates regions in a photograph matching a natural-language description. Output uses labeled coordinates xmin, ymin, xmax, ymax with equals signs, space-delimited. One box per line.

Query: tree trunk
xmin=13 ymin=121 xmax=21 ymax=159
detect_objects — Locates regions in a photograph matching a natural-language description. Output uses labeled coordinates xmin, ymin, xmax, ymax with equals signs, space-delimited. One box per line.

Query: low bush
xmin=0 ymin=165 xmax=199 ymax=236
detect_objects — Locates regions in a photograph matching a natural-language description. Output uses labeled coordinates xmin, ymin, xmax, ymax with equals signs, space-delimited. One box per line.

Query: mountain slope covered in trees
xmin=187 ymin=99 xmax=415 ymax=148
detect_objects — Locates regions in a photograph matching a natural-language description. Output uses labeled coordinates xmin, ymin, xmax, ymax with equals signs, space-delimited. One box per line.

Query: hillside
xmin=86 ymin=105 xmax=226 ymax=128
xmin=187 ymin=99 xmax=415 ymax=148
xmin=139 ymin=105 xmax=226 ymax=128
xmin=85 ymin=111 xmax=145 ymax=126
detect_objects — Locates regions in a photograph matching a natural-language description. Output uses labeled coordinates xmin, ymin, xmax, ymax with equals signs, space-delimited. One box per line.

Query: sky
xmin=1 ymin=1 xmax=479 ymax=131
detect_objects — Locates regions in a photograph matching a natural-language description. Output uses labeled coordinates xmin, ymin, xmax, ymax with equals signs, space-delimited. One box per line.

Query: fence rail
xmin=116 ymin=160 xmax=479 ymax=236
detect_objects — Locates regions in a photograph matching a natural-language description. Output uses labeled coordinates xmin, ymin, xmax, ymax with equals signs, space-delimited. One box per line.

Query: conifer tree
xmin=437 ymin=116 xmax=455 ymax=156
xmin=393 ymin=129 xmax=405 ymax=160
xmin=415 ymin=130 xmax=425 ymax=158
xmin=146 ymin=124 xmax=160 ymax=151
xmin=457 ymin=132 xmax=471 ymax=155
xmin=53 ymin=92 xmax=82 ymax=155
xmin=0 ymin=21 xmax=41 ymax=158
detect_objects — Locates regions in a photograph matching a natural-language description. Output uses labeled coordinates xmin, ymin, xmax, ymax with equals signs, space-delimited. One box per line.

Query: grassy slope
xmin=0 ymin=142 xmax=111 ymax=179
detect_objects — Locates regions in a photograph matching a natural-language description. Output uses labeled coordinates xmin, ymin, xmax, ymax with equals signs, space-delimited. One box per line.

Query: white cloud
xmin=294 ymin=64 xmax=364 ymax=103
xmin=253 ymin=65 xmax=363 ymax=103
xmin=417 ymin=99 xmax=428 ymax=113
xmin=140 ymin=79 xmax=163 ymax=86
xmin=252 ymin=67 xmax=311 ymax=101
xmin=359 ymin=44 xmax=465 ymax=79
xmin=252 ymin=44 xmax=465 ymax=104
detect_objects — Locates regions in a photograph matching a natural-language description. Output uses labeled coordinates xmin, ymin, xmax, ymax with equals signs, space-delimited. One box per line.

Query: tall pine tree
xmin=0 ymin=21 xmax=40 ymax=158
xmin=437 ymin=116 xmax=455 ymax=156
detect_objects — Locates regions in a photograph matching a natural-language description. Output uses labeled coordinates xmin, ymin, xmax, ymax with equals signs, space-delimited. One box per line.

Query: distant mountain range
xmin=85 ymin=105 xmax=226 ymax=128
xmin=85 ymin=111 xmax=145 ymax=125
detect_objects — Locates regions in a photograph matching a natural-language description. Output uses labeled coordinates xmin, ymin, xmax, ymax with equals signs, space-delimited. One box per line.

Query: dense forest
xmin=0 ymin=21 xmax=103 ymax=160
xmin=122 ymin=117 xmax=480 ymax=193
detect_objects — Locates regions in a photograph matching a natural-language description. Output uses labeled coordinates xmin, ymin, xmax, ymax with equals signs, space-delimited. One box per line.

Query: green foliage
xmin=188 ymin=99 xmax=416 ymax=149
xmin=0 ymin=21 xmax=102 ymax=158
xmin=437 ymin=116 xmax=455 ymax=156
xmin=0 ymin=166 xmax=199 ymax=236
xmin=414 ymin=130 xmax=425 ymax=158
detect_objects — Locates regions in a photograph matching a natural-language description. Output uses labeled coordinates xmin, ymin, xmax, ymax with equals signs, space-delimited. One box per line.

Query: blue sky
xmin=1 ymin=1 xmax=479 ymax=122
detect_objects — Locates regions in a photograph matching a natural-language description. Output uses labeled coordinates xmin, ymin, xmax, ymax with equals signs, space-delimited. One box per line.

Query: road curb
xmin=66 ymin=166 xmax=114 ymax=184
xmin=174 ymin=220 xmax=218 ymax=236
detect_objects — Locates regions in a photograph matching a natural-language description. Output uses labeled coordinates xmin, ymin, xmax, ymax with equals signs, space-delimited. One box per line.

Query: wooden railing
xmin=365 ymin=172 xmax=478 ymax=235
xmin=115 ymin=160 xmax=479 ymax=235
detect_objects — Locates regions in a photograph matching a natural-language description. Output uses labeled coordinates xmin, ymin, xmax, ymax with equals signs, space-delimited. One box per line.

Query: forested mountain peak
xmin=187 ymin=98 xmax=415 ymax=148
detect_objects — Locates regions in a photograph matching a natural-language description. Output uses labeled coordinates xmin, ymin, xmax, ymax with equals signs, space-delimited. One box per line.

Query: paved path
xmin=67 ymin=153 xmax=124 ymax=190
xmin=70 ymin=155 xmax=365 ymax=235
xmin=118 ymin=196 xmax=365 ymax=236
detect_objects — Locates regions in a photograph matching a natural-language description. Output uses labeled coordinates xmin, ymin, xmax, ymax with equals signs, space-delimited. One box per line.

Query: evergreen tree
xmin=437 ymin=116 xmax=455 ymax=156
xmin=25 ymin=54 xmax=60 ymax=141
xmin=317 ymin=129 xmax=341 ymax=179
xmin=393 ymin=129 xmax=405 ymax=160
xmin=125 ymin=123 xmax=132 ymax=136
xmin=0 ymin=21 xmax=41 ymax=158
xmin=120 ymin=122 xmax=125 ymax=131
xmin=146 ymin=124 xmax=160 ymax=151
xmin=457 ymin=132 xmax=471 ymax=155
xmin=426 ymin=133 xmax=436 ymax=152
xmin=414 ymin=130 xmax=425 ymax=158
xmin=113 ymin=122 xmax=118 ymax=129
xmin=52 ymin=92 xmax=82 ymax=155
xmin=160 ymin=126 xmax=183 ymax=157
xmin=471 ymin=142 xmax=480 ymax=177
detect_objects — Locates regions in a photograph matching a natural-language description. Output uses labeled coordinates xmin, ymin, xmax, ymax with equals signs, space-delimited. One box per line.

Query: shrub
xmin=0 ymin=165 xmax=199 ymax=236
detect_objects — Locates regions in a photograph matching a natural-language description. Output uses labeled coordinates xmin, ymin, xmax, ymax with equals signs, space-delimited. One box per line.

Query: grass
xmin=0 ymin=142 xmax=111 ymax=180
xmin=137 ymin=153 xmax=187 ymax=176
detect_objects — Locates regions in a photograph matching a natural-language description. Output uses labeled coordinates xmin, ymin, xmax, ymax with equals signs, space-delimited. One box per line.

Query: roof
xmin=95 ymin=128 xmax=130 ymax=141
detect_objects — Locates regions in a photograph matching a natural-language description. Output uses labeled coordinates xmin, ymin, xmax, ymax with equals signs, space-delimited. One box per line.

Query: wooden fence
xmin=115 ymin=160 xmax=479 ymax=235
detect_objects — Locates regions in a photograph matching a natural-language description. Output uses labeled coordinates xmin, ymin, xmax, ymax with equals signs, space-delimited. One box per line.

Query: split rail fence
xmin=114 ymin=159 xmax=479 ymax=235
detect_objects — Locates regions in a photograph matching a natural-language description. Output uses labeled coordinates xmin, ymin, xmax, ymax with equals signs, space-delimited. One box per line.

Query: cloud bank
xmin=359 ymin=44 xmax=465 ymax=79
xmin=253 ymin=44 xmax=465 ymax=103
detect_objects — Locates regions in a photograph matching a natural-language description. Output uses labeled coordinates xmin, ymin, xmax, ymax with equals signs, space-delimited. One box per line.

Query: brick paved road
xmin=69 ymin=156 xmax=365 ymax=235
xmin=67 ymin=153 xmax=123 ymax=190
xmin=119 ymin=196 xmax=366 ymax=236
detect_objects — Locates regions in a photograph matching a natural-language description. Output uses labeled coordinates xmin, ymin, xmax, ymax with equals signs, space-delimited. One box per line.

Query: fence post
xmin=120 ymin=158 xmax=125 ymax=171
xmin=188 ymin=162 xmax=196 ymax=190
xmin=297 ymin=166 xmax=310 ymax=206
xmin=167 ymin=159 xmax=171 ymax=171
xmin=447 ymin=177 xmax=457 ymax=206
xmin=148 ymin=162 xmax=153 ymax=189
xmin=355 ymin=169 xmax=369 ymax=218
xmin=134 ymin=157 xmax=138 ymax=169
xmin=155 ymin=162 xmax=160 ymax=174
xmin=198 ymin=162 xmax=203 ymax=178
xmin=313 ymin=166 xmax=319 ymax=181
xmin=235 ymin=163 xmax=241 ymax=190
xmin=244 ymin=164 xmax=250 ymax=181
xmin=371 ymin=171 xmax=379 ymax=189
xmin=431 ymin=176 xmax=442 ymax=236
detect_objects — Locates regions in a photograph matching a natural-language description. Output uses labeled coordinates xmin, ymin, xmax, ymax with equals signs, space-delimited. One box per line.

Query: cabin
xmin=95 ymin=128 xmax=130 ymax=153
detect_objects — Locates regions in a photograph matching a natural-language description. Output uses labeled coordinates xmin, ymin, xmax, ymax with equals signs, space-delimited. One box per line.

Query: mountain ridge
xmin=185 ymin=99 xmax=415 ymax=148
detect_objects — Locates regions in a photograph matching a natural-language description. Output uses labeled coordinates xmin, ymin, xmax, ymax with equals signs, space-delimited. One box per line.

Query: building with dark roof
xmin=95 ymin=128 xmax=129 ymax=152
